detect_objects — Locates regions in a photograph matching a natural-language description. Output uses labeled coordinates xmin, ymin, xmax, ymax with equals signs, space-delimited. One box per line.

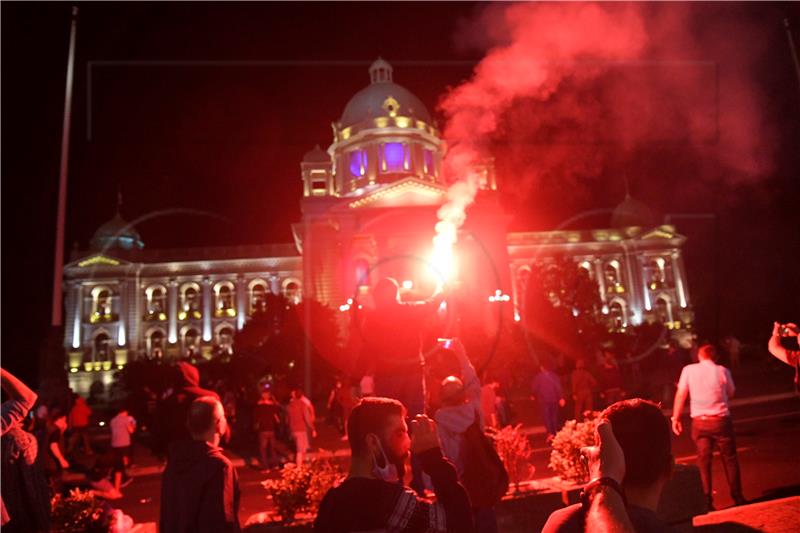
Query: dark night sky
xmin=2 ymin=2 xmax=799 ymax=381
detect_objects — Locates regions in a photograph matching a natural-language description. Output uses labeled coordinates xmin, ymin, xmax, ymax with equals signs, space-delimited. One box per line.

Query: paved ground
xmin=65 ymin=358 xmax=800 ymax=528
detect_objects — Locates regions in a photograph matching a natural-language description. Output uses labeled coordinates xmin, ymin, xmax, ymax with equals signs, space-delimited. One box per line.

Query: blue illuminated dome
xmin=339 ymin=58 xmax=431 ymax=127
xmin=90 ymin=212 xmax=144 ymax=251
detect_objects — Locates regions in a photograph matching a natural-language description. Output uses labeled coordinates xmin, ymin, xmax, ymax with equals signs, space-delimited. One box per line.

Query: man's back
xmin=532 ymin=370 xmax=562 ymax=402
xmin=678 ymin=360 xmax=734 ymax=417
xmin=287 ymin=398 xmax=310 ymax=432
xmin=253 ymin=402 xmax=279 ymax=432
xmin=160 ymin=439 xmax=240 ymax=533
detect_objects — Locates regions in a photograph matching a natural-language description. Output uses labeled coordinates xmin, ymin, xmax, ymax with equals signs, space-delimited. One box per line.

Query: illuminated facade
xmin=64 ymin=59 xmax=692 ymax=371
xmin=63 ymin=237 xmax=302 ymax=371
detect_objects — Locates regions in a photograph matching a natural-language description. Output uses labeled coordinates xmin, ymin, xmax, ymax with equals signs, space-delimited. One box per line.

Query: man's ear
xmin=364 ymin=432 xmax=379 ymax=452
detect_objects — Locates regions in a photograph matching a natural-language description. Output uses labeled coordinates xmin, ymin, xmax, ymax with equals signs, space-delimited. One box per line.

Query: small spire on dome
xmin=369 ymin=57 xmax=393 ymax=84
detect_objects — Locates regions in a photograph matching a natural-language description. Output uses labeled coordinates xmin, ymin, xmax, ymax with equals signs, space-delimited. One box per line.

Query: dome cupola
xmin=90 ymin=211 xmax=144 ymax=251
xmin=326 ymin=59 xmax=445 ymax=196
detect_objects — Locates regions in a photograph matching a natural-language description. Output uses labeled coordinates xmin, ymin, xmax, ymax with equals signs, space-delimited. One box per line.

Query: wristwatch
xmin=580 ymin=477 xmax=627 ymax=507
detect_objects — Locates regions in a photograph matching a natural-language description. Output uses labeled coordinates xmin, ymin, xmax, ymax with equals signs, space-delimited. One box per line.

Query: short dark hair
xmin=602 ymin=399 xmax=672 ymax=488
xmin=698 ymin=344 xmax=716 ymax=360
xmin=347 ymin=397 xmax=406 ymax=456
xmin=187 ymin=396 xmax=221 ymax=437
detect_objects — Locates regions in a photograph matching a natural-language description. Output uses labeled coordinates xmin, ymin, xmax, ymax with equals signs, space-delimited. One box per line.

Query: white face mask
xmin=370 ymin=435 xmax=400 ymax=483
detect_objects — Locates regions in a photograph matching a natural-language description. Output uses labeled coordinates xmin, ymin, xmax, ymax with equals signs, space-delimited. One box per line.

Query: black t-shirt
xmin=253 ymin=403 xmax=280 ymax=432
xmin=542 ymin=502 xmax=678 ymax=533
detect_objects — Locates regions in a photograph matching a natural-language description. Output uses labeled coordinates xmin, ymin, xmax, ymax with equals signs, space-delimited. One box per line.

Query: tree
xmin=522 ymin=257 xmax=606 ymax=364
xmin=234 ymin=295 xmax=342 ymax=396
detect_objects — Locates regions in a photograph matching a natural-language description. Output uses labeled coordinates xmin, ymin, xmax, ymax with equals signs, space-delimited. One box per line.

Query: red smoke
xmin=438 ymin=2 xmax=777 ymax=225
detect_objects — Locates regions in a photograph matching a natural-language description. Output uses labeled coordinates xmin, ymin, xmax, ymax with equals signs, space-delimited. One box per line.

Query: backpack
xmin=460 ymin=412 xmax=509 ymax=508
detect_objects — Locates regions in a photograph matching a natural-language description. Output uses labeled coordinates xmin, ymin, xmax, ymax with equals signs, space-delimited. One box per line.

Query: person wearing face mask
xmin=314 ymin=397 xmax=474 ymax=533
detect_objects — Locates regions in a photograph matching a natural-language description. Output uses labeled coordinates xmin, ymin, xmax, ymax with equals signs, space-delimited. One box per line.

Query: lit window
xmin=349 ymin=150 xmax=367 ymax=177
xmin=382 ymin=143 xmax=407 ymax=172
xmin=423 ymin=149 xmax=435 ymax=175
xmin=354 ymin=259 xmax=370 ymax=287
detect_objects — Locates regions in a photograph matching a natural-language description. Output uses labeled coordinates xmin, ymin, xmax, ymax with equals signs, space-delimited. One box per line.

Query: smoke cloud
xmin=434 ymin=2 xmax=776 ymax=238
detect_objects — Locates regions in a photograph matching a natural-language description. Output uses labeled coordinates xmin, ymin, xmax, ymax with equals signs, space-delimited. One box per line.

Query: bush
xmin=493 ymin=424 xmax=535 ymax=489
xmin=50 ymin=489 xmax=110 ymax=533
xmin=262 ymin=455 xmax=343 ymax=523
xmin=548 ymin=414 xmax=599 ymax=484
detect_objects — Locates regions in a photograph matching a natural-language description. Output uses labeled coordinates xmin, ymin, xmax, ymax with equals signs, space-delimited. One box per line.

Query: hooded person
xmin=160 ymin=396 xmax=241 ymax=533
xmin=435 ymin=372 xmax=500 ymax=533
xmin=155 ymin=363 xmax=221 ymax=457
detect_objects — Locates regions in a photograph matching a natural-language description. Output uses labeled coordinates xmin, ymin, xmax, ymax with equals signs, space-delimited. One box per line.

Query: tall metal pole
xmin=51 ymin=6 xmax=79 ymax=327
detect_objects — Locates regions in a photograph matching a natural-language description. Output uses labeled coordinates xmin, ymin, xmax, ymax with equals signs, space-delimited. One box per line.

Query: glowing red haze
xmin=436 ymin=2 xmax=776 ymax=232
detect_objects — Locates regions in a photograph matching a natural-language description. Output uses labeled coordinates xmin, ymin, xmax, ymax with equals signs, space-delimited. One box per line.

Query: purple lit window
xmin=424 ymin=149 xmax=435 ymax=175
xmin=382 ymin=143 xmax=406 ymax=172
xmin=349 ymin=150 xmax=367 ymax=177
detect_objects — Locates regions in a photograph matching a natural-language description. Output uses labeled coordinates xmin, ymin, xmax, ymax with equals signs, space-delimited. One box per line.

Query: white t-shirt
xmin=677 ymin=360 xmax=735 ymax=418
xmin=110 ymin=414 xmax=135 ymax=448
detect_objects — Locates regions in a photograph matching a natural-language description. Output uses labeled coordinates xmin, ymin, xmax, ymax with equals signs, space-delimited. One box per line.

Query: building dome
xmin=339 ymin=59 xmax=431 ymax=127
xmin=90 ymin=212 xmax=144 ymax=251
xmin=611 ymin=194 xmax=657 ymax=229
xmin=302 ymin=144 xmax=331 ymax=164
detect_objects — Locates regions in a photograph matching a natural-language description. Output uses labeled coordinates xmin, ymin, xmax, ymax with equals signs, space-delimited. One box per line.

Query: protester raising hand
xmin=582 ymin=420 xmax=635 ymax=533
xmin=410 ymin=414 xmax=439 ymax=454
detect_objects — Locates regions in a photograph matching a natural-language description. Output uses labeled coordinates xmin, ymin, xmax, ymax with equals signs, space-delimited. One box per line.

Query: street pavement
xmin=86 ymin=385 xmax=799 ymax=528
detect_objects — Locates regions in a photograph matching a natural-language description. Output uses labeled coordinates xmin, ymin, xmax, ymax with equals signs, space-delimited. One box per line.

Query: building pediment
xmin=66 ymin=254 xmax=130 ymax=270
xmin=343 ymin=178 xmax=447 ymax=210
xmin=639 ymin=225 xmax=681 ymax=240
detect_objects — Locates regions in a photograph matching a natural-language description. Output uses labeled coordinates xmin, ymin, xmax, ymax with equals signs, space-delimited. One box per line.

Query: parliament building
xmin=63 ymin=59 xmax=693 ymax=373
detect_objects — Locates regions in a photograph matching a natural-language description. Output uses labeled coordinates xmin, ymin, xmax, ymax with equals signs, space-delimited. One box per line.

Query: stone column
xmin=594 ymin=259 xmax=607 ymax=302
xmin=638 ymin=256 xmax=652 ymax=311
xmin=202 ymin=278 xmax=213 ymax=342
xmin=168 ymin=279 xmax=178 ymax=344
xmin=117 ymin=280 xmax=127 ymax=347
xmin=236 ymin=275 xmax=247 ymax=330
xmin=672 ymin=251 xmax=689 ymax=308
xmin=71 ymin=283 xmax=83 ymax=349
xmin=270 ymin=275 xmax=280 ymax=296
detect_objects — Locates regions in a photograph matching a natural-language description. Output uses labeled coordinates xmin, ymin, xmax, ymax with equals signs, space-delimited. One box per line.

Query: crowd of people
xmin=1 ymin=274 xmax=797 ymax=532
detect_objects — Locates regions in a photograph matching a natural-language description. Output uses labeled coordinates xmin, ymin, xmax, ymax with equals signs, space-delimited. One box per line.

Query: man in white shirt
xmin=671 ymin=344 xmax=744 ymax=509
xmin=110 ymin=407 xmax=136 ymax=490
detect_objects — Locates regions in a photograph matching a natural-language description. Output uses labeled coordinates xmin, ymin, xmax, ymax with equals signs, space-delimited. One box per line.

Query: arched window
xmin=183 ymin=328 xmax=200 ymax=356
xmin=423 ymin=149 xmax=436 ymax=177
xmin=214 ymin=282 xmax=236 ymax=317
xmin=251 ymin=283 xmax=267 ymax=313
xmin=604 ymin=260 xmax=624 ymax=293
xmin=647 ymin=258 xmax=666 ymax=289
xmin=218 ymin=326 xmax=234 ymax=356
xmin=144 ymin=285 xmax=167 ymax=321
xmin=148 ymin=329 xmax=165 ymax=359
xmin=93 ymin=332 xmax=111 ymax=362
xmin=283 ymin=279 xmax=302 ymax=305
xmin=182 ymin=285 xmax=199 ymax=312
xmin=609 ymin=299 xmax=627 ymax=328
xmin=90 ymin=286 xmax=115 ymax=323
xmin=150 ymin=287 xmax=166 ymax=313
xmin=604 ymin=261 xmax=619 ymax=284
xmin=354 ymin=258 xmax=370 ymax=288
xmin=349 ymin=149 xmax=368 ymax=178
xmin=381 ymin=142 xmax=409 ymax=172
xmin=655 ymin=296 xmax=672 ymax=323
xmin=578 ymin=260 xmax=593 ymax=278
